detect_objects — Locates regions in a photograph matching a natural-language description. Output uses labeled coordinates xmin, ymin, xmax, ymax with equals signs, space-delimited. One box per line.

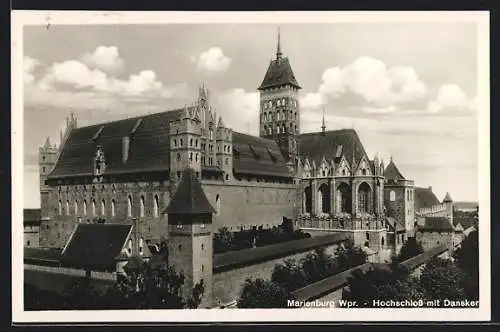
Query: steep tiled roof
xmin=48 ymin=109 xmax=184 ymax=179
xmin=232 ymin=132 xmax=293 ymax=178
xmin=414 ymin=187 xmax=440 ymax=210
xmin=24 ymin=208 xmax=41 ymax=225
xmin=298 ymin=129 xmax=368 ymax=167
xmin=60 ymin=223 xmax=133 ymax=268
xmin=386 ymin=217 xmax=405 ymax=232
xmin=418 ymin=217 xmax=453 ymax=232
xmin=384 ymin=160 xmax=406 ymax=180
xmin=165 ymin=169 xmax=216 ymax=215
xmin=258 ymin=57 xmax=301 ymax=90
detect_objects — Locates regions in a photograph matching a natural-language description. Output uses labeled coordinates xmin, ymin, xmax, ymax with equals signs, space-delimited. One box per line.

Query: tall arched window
xmin=74 ymin=200 xmax=78 ymax=215
xmin=215 ymin=194 xmax=221 ymax=216
xmin=111 ymin=199 xmax=115 ymax=217
xmin=140 ymin=196 xmax=145 ymax=217
xmin=154 ymin=195 xmax=159 ymax=218
xmin=337 ymin=183 xmax=352 ymax=213
xmin=358 ymin=182 xmax=371 ymax=213
xmin=277 ymin=126 xmax=280 ymax=134
xmin=66 ymin=200 xmax=70 ymax=215
xmin=139 ymin=238 xmax=144 ymax=255
xmin=282 ymin=124 xmax=286 ymax=134
xmin=318 ymin=183 xmax=330 ymax=214
xmin=390 ymin=190 xmax=396 ymax=201
xmin=303 ymin=186 xmax=312 ymax=214
xmin=263 ymin=113 xmax=267 ymax=122
xmin=127 ymin=195 xmax=132 ymax=217
xmin=101 ymin=199 xmax=106 ymax=216
xmin=58 ymin=200 xmax=62 ymax=215
xmin=92 ymin=199 xmax=96 ymax=216
xmin=83 ymin=200 xmax=87 ymax=216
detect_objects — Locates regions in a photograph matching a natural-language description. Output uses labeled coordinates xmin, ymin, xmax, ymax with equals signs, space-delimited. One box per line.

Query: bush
xmin=237 ymin=278 xmax=290 ymax=308
xmin=395 ymin=237 xmax=424 ymax=263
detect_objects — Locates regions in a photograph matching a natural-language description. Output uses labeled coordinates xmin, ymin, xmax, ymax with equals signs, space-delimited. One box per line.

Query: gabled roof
xmin=298 ymin=129 xmax=368 ymax=167
xmin=60 ymin=223 xmax=134 ymax=268
xmin=384 ymin=159 xmax=405 ymax=180
xmin=414 ymin=187 xmax=440 ymax=210
xmin=418 ymin=217 xmax=454 ymax=232
xmin=232 ymin=132 xmax=293 ymax=178
xmin=258 ymin=57 xmax=301 ymax=90
xmin=165 ymin=169 xmax=216 ymax=215
xmin=48 ymin=108 xmax=185 ymax=179
xmin=24 ymin=208 xmax=41 ymax=225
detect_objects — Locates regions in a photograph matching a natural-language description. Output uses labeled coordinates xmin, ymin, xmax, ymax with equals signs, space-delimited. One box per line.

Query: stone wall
xmin=416 ymin=231 xmax=454 ymax=252
xmin=24 ymin=225 xmax=40 ymax=248
xmin=212 ymin=242 xmax=340 ymax=306
xmin=202 ymin=180 xmax=296 ymax=231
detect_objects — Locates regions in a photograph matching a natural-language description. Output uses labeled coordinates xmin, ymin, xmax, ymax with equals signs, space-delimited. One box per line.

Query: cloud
xmin=216 ymin=88 xmax=259 ymax=135
xmin=193 ymin=47 xmax=231 ymax=72
xmin=303 ymin=56 xmax=427 ymax=110
xmin=82 ymin=46 xmax=124 ymax=73
xmin=24 ymin=56 xmax=40 ymax=84
xmin=427 ymin=84 xmax=477 ymax=114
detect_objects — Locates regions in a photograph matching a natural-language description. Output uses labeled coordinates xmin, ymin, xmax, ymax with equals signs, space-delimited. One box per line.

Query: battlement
xmin=416 ymin=202 xmax=448 ymax=217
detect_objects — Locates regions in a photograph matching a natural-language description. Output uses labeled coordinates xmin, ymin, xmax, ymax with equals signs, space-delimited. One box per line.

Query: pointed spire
xmin=276 ymin=27 xmax=282 ymax=60
xmin=321 ymin=107 xmax=326 ymax=135
xmin=443 ymin=192 xmax=453 ymax=203
xmin=217 ymin=116 xmax=225 ymax=128
xmin=43 ymin=136 xmax=52 ymax=149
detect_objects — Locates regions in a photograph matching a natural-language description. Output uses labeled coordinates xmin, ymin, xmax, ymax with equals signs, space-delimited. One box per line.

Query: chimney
xmin=122 ymin=136 xmax=130 ymax=162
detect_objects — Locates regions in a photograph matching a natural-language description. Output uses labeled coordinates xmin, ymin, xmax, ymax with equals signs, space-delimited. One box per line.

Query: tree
xmin=300 ymin=247 xmax=334 ymax=283
xmin=213 ymin=227 xmax=234 ymax=253
xmin=419 ymin=257 xmax=465 ymax=301
xmin=453 ymin=230 xmax=479 ymax=300
xmin=237 ymin=278 xmax=290 ymax=308
xmin=334 ymin=241 xmax=367 ymax=271
xmin=271 ymin=258 xmax=306 ymax=292
xmin=395 ymin=237 xmax=424 ymax=263
xmin=342 ymin=263 xmax=422 ymax=307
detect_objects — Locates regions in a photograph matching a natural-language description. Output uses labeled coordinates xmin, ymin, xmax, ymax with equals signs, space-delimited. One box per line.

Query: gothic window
xmin=225 ymin=158 xmax=229 ymax=165
xmin=92 ymin=199 xmax=96 ymax=216
xmin=42 ymin=167 xmax=46 ymax=173
xmin=58 ymin=200 xmax=62 ymax=215
xmin=358 ymin=182 xmax=371 ymax=213
xmin=101 ymin=199 xmax=106 ymax=216
xmin=277 ymin=112 xmax=280 ymax=121
xmin=277 ymin=126 xmax=280 ymax=134
xmin=140 ymin=196 xmax=145 ymax=217
xmin=176 ymin=153 xmax=181 ymax=161
xmin=282 ymin=110 xmax=286 ymax=120
xmin=390 ymin=190 xmax=396 ymax=201
xmin=83 ymin=200 xmax=87 ymax=216
xmin=337 ymin=183 xmax=352 ymax=213
xmin=318 ymin=183 xmax=330 ymax=214
xmin=282 ymin=124 xmax=286 ymax=133
xmin=180 ymin=138 xmax=183 ymax=146
xmin=66 ymin=200 xmax=70 ymax=215
xmin=282 ymin=98 xmax=286 ymax=106
xmin=295 ymin=125 xmax=297 ymax=133
xmin=139 ymin=238 xmax=144 ymax=255
xmin=216 ymin=194 xmax=221 ymax=216
xmin=366 ymin=232 xmax=370 ymax=240
xmin=174 ymin=139 xmax=177 ymax=147
xmin=303 ymin=186 xmax=312 ymax=214
xmin=269 ymin=101 xmax=272 ymax=108
xmin=195 ymin=154 xmax=198 ymax=162
xmin=264 ymin=113 xmax=267 ymax=122
xmin=74 ymin=200 xmax=78 ymax=215
xmin=362 ymin=169 xmax=366 ymax=175
xmin=190 ymin=138 xmax=193 ymax=147
xmin=127 ymin=239 xmax=133 ymax=256
xmin=154 ymin=195 xmax=159 ymax=218
xmin=268 ymin=127 xmax=272 ymax=135
xmin=295 ymin=112 xmax=297 ymax=120
xmin=195 ymin=139 xmax=198 ymax=147
xmin=111 ymin=199 xmax=116 ymax=217
xmin=190 ymin=152 xmax=193 ymax=161
xmin=209 ymin=129 xmax=214 ymax=140
xmin=277 ymin=100 xmax=281 ymax=107
xmin=127 ymin=195 xmax=132 ymax=217
xmin=42 ymin=156 xmax=46 ymax=161
xmin=381 ymin=237 xmax=385 ymax=246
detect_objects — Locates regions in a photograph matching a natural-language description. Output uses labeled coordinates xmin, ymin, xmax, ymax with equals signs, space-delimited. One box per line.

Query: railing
xmin=296 ymin=213 xmax=384 ymax=231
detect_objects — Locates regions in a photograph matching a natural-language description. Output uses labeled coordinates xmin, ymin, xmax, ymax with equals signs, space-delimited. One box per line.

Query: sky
xmin=22 ymin=22 xmax=479 ymax=208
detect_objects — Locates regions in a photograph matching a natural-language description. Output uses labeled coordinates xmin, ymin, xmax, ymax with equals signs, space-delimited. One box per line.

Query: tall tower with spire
xmin=39 ymin=136 xmax=57 ymax=221
xmin=258 ymin=28 xmax=301 ymax=163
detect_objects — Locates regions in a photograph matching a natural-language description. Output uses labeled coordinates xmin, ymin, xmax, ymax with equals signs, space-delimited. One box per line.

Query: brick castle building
xmin=37 ymin=31 xmax=448 ymax=257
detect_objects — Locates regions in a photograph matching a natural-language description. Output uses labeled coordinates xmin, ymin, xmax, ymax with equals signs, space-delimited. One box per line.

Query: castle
xmin=36 ymin=31 xmax=456 ymax=304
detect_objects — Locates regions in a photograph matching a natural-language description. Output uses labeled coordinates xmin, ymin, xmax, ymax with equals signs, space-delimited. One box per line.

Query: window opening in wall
xmin=127 ymin=195 xmax=132 ymax=217
xmin=390 ymin=190 xmax=396 ymax=201
xmin=202 ymin=264 xmax=204 ymax=272
xmin=111 ymin=199 xmax=116 ymax=217
xmin=178 ymin=244 xmax=182 ymax=251
xmin=215 ymin=194 xmax=221 ymax=216
xmin=154 ymin=195 xmax=159 ymax=218
xmin=140 ymin=196 xmax=145 ymax=217
xmin=27 ymin=241 xmax=30 ymax=247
